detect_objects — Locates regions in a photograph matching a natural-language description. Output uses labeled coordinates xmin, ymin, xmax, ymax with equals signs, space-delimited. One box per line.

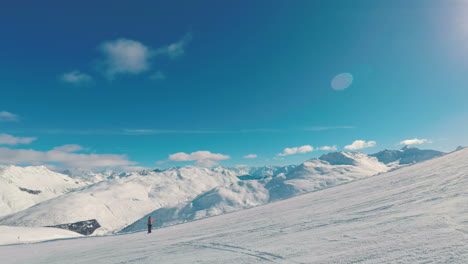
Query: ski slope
xmin=1 ymin=148 xmax=467 ymax=263
xmin=0 ymin=226 xmax=82 ymax=246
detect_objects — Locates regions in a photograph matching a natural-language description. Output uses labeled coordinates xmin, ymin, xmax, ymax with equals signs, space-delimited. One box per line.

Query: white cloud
xmin=243 ymin=154 xmax=258 ymax=159
xmin=400 ymin=138 xmax=430 ymax=145
xmin=61 ymin=71 xmax=93 ymax=84
xmin=0 ymin=134 xmax=36 ymax=145
xmin=318 ymin=145 xmax=338 ymax=151
xmin=344 ymin=140 xmax=376 ymax=150
xmin=278 ymin=145 xmax=314 ymax=156
xmin=64 ymin=34 xmax=191 ymax=81
xmin=0 ymin=111 xmax=19 ymax=122
xmin=0 ymin=146 xmax=135 ymax=168
xmin=99 ymin=38 xmax=151 ymax=78
xmin=168 ymin=151 xmax=230 ymax=162
xmin=162 ymin=150 xmax=230 ymax=167
xmin=149 ymin=71 xmax=166 ymax=80
xmin=52 ymin=144 xmax=84 ymax=152
xmin=154 ymin=33 xmax=192 ymax=59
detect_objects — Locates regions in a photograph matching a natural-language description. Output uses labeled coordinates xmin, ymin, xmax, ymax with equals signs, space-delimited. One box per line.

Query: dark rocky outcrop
xmin=18 ymin=187 xmax=42 ymax=195
xmin=47 ymin=219 xmax=101 ymax=235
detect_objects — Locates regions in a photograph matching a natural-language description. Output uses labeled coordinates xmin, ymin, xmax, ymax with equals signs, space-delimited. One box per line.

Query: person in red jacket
xmin=147 ymin=216 xmax=153 ymax=234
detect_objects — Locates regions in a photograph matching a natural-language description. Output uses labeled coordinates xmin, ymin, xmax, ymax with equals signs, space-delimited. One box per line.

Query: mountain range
xmin=0 ymin=146 xmax=448 ymax=240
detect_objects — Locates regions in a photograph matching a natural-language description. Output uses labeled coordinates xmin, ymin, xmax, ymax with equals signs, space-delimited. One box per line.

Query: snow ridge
xmin=0 ymin=165 xmax=86 ymax=218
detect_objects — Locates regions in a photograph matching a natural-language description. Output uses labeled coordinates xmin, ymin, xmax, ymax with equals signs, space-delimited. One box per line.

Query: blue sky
xmin=1 ymin=0 xmax=468 ymax=169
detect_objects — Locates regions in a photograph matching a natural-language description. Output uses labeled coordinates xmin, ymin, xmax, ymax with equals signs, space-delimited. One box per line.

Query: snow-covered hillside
xmin=122 ymin=151 xmax=389 ymax=232
xmin=2 ymin=148 xmax=467 ymax=263
xmin=0 ymin=225 xmax=82 ymax=246
xmin=121 ymin=179 xmax=270 ymax=232
xmin=0 ymin=167 xmax=239 ymax=234
xmin=0 ymin=165 xmax=86 ymax=218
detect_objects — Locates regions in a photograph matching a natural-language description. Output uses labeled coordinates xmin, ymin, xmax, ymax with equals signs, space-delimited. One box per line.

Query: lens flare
xmin=331 ymin=73 xmax=353 ymax=90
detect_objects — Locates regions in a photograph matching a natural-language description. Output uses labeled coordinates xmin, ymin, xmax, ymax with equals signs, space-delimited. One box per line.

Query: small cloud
xmin=331 ymin=73 xmax=353 ymax=90
xmin=0 ymin=111 xmax=19 ymax=122
xmin=149 ymin=71 xmax=166 ymax=81
xmin=0 ymin=146 xmax=135 ymax=168
xmin=243 ymin=154 xmax=258 ymax=159
xmin=154 ymin=33 xmax=192 ymax=59
xmin=318 ymin=145 xmax=338 ymax=151
xmin=168 ymin=151 xmax=230 ymax=162
xmin=0 ymin=134 xmax=36 ymax=145
xmin=161 ymin=150 xmax=230 ymax=167
xmin=344 ymin=140 xmax=376 ymax=150
xmin=278 ymin=145 xmax=314 ymax=156
xmin=400 ymin=138 xmax=431 ymax=145
xmin=61 ymin=71 xmax=93 ymax=85
xmin=99 ymin=38 xmax=151 ymax=79
xmin=53 ymin=144 xmax=84 ymax=152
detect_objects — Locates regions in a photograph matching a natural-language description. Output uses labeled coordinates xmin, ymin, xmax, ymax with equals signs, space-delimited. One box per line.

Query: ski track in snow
xmin=1 ymin=149 xmax=468 ymax=263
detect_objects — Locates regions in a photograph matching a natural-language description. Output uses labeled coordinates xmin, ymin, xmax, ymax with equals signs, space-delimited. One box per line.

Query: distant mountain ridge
xmin=370 ymin=146 xmax=444 ymax=165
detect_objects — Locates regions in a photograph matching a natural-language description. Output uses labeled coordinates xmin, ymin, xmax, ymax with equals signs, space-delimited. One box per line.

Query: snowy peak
xmin=318 ymin=151 xmax=360 ymax=165
xmin=0 ymin=165 xmax=86 ymax=217
xmin=370 ymin=146 xmax=444 ymax=165
xmin=213 ymin=165 xmax=297 ymax=180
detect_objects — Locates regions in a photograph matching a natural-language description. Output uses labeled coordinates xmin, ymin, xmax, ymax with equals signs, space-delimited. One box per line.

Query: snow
xmin=0 ymin=166 xmax=239 ymax=234
xmin=121 ymin=179 xmax=270 ymax=232
xmin=2 ymin=148 xmax=465 ymax=263
xmin=123 ymin=152 xmax=389 ymax=232
xmin=0 ymin=165 xmax=86 ymax=217
xmin=0 ymin=226 xmax=82 ymax=245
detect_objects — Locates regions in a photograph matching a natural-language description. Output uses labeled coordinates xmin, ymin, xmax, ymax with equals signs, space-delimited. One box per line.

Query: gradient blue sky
xmin=1 ymin=0 xmax=468 ymax=168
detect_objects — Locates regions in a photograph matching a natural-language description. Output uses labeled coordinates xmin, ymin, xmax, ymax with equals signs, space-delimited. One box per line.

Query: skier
xmin=147 ymin=216 xmax=153 ymax=234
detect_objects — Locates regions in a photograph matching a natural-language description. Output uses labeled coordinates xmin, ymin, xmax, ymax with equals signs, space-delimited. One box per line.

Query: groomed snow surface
xmin=0 ymin=226 xmax=82 ymax=245
xmin=1 ymin=148 xmax=467 ymax=263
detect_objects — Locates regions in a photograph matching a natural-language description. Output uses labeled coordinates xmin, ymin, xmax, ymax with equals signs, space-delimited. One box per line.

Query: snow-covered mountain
xmin=122 ymin=151 xmax=389 ymax=232
xmin=212 ymin=165 xmax=297 ymax=180
xmin=121 ymin=179 xmax=270 ymax=232
xmin=0 ymin=165 xmax=86 ymax=218
xmin=3 ymin=148 xmax=467 ymax=263
xmin=266 ymin=151 xmax=389 ymax=200
xmin=58 ymin=167 xmax=157 ymax=184
xmin=0 ymin=167 xmax=239 ymax=234
xmin=370 ymin=145 xmax=444 ymax=165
